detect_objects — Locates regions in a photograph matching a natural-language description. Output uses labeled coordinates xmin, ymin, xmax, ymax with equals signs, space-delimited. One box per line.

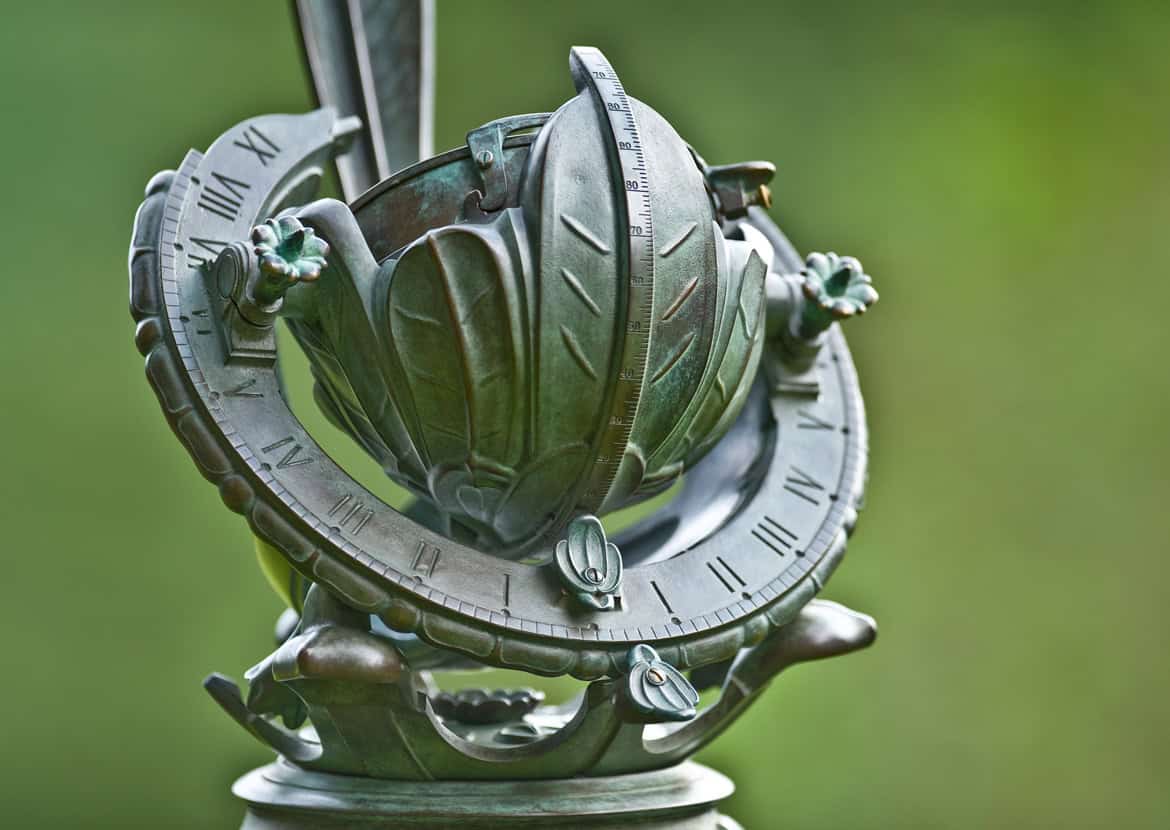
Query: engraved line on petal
xmin=657 ymin=221 xmax=696 ymax=258
xmin=736 ymin=297 xmax=752 ymax=336
xmin=479 ymin=368 xmax=505 ymax=386
xmin=459 ymin=281 xmax=495 ymax=325
xmin=561 ymin=268 xmax=602 ymax=316
xmin=650 ymin=332 xmax=696 ymax=385
xmin=560 ymin=325 xmax=597 ymax=380
xmin=407 ymin=368 xmax=458 ymax=393
xmin=427 ymin=422 xmax=467 ymax=441
xmin=561 ymin=213 xmax=611 ymax=255
xmin=661 ymin=276 xmax=700 ymax=322
xmin=658 ymin=678 xmax=688 ymax=710
xmin=392 ymin=303 xmax=443 ymax=326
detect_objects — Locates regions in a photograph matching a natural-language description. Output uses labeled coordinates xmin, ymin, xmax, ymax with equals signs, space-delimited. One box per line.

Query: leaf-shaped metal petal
xmin=386 ymin=223 xmax=524 ymax=470
xmin=651 ymin=240 xmax=767 ymax=471
xmin=623 ymin=644 xmax=699 ymax=722
xmin=554 ymin=514 xmax=622 ymax=610
xmin=686 ymin=249 xmax=768 ymax=463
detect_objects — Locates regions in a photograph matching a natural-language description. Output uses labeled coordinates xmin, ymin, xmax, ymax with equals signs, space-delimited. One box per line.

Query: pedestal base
xmin=234 ymin=759 xmax=742 ymax=829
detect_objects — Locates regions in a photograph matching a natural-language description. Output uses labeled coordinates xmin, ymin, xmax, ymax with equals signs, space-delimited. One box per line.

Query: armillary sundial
xmin=128 ymin=3 xmax=880 ymax=827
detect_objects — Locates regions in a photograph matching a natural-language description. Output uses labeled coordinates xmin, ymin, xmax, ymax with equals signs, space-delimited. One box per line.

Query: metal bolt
xmin=646 ymin=667 xmax=666 ymax=686
xmin=476 ymin=149 xmax=494 ymax=169
xmin=213 ymin=246 xmax=243 ymax=299
xmin=584 ymin=566 xmax=602 ymax=585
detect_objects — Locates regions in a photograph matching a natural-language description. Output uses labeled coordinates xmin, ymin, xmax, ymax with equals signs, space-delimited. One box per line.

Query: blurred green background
xmin=2 ymin=0 xmax=1168 ymax=827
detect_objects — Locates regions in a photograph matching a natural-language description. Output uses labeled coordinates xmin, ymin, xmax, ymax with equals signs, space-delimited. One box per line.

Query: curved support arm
xmin=588 ymin=600 xmax=876 ymax=775
xmin=652 ymin=600 xmax=875 ymax=759
xmin=203 ymin=673 xmax=322 ymax=765
xmin=286 ymin=199 xmax=382 ymax=319
xmin=210 ymin=583 xmax=716 ymax=780
xmin=207 ymin=590 xmax=873 ymax=780
xmin=215 ymin=585 xmax=648 ymax=780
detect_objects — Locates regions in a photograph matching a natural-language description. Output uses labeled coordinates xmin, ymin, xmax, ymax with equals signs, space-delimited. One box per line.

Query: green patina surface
xmin=3 ymin=1 xmax=1168 ymax=828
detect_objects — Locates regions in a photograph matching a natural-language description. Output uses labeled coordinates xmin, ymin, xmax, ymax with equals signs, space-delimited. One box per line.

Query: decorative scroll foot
xmin=587 ymin=599 xmax=876 ymax=776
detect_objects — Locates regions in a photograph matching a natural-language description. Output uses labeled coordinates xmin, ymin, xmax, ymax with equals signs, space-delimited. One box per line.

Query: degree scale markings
xmin=569 ymin=47 xmax=655 ymax=515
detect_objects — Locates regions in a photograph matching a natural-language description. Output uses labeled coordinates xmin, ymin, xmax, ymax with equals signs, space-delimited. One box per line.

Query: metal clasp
xmin=465 ymin=113 xmax=550 ymax=211
xmin=705 ymin=161 xmax=776 ymax=219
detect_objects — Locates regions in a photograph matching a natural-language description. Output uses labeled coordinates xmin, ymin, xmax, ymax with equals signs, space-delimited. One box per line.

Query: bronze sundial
xmin=128 ymin=4 xmax=880 ymax=827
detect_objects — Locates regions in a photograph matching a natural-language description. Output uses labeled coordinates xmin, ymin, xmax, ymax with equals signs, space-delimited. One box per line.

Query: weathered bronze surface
xmin=127 ymin=4 xmax=880 ymax=826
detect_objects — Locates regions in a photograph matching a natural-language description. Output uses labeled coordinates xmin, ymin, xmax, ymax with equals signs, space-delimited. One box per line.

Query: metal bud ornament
xmin=129 ymin=6 xmax=882 ymax=826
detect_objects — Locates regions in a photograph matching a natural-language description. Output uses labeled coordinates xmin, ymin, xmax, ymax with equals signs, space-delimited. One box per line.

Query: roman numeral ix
xmin=233 ymin=125 xmax=281 ymax=166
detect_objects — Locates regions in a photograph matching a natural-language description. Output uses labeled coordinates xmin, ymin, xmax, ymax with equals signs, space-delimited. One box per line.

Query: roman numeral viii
xmin=197 ymin=171 xmax=251 ymax=222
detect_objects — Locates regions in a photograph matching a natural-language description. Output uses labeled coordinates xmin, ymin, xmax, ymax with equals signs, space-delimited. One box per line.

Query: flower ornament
xmin=250 ymin=216 xmax=330 ymax=305
xmin=798 ymin=251 xmax=878 ymax=338
xmin=430 ymin=688 xmax=545 ymax=725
